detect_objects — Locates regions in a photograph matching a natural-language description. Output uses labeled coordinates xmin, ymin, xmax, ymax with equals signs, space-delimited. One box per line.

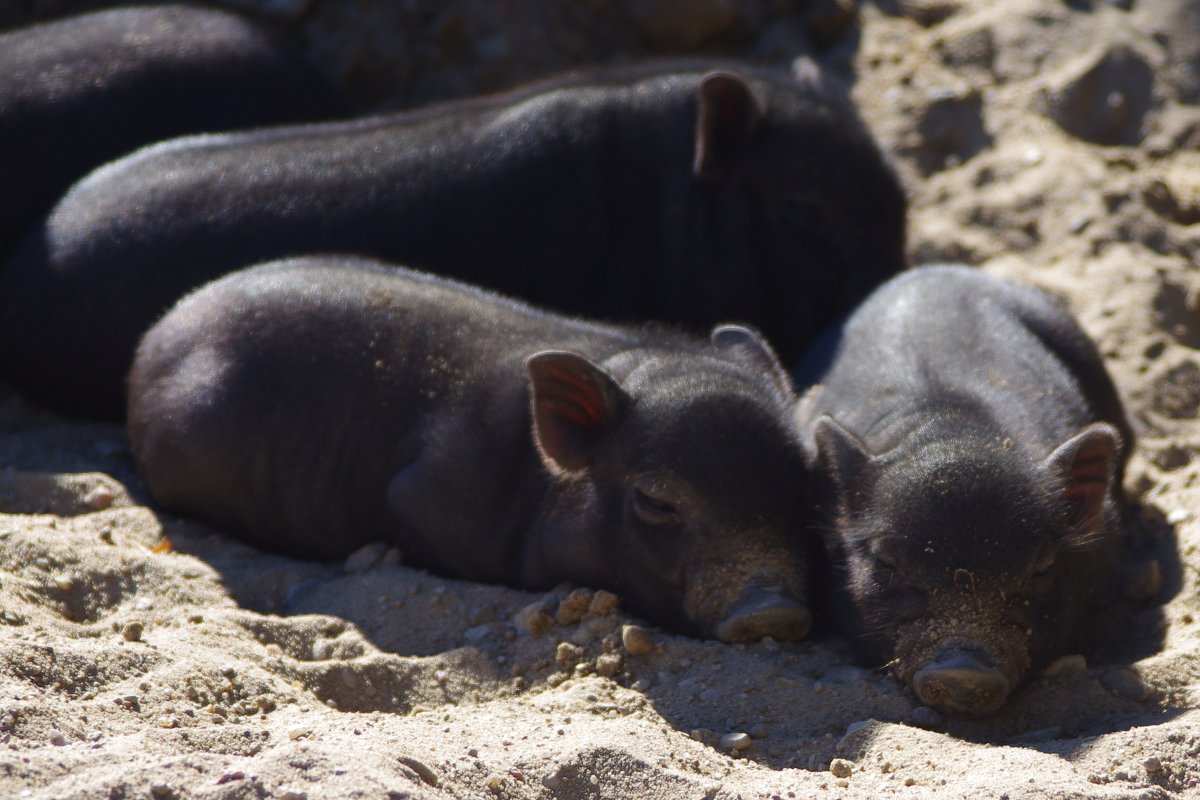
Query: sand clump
xmin=3 ymin=0 xmax=1200 ymax=798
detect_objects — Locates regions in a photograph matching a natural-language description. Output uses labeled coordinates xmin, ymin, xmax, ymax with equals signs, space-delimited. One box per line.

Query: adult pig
xmin=0 ymin=4 xmax=339 ymax=252
xmin=796 ymin=265 xmax=1131 ymax=716
xmin=127 ymin=255 xmax=817 ymax=643
xmin=2 ymin=61 xmax=906 ymax=419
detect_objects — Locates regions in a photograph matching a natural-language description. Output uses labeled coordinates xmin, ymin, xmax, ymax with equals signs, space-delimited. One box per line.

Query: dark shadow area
xmin=1092 ymin=500 xmax=1182 ymax=663
xmin=0 ymin=383 xmax=140 ymax=485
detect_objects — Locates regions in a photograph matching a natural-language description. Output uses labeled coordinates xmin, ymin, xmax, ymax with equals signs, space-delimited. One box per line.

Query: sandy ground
xmin=3 ymin=0 xmax=1200 ymax=798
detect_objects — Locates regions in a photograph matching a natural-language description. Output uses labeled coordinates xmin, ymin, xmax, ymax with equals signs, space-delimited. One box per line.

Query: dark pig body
xmin=796 ymin=265 xmax=1131 ymax=716
xmin=2 ymin=62 xmax=906 ymax=418
xmin=128 ymin=256 xmax=817 ymax=642
xmin=0 ymin=4 xmax=339 ymax=252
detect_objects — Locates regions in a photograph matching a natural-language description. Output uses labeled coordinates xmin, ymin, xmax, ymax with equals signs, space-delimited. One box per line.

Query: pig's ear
xmin=527 ymin=351 xmax=626 ymax=472
xmin=711 ymin=324 xmax=794 ymax=398
xmin=813 ymin=415 xmax=871 ymax=498
xmin=693 ymin=72 xmax=764 ymax=183
xmin=1043 ymin=422 xmax=1121 ymax=536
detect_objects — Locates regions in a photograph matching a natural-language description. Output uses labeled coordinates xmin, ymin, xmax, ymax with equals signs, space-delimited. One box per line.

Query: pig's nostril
xmin=715 ymin=586 xmax=812 ymax=643
xmin=912 ymin=652 xmax=1011 ymax=716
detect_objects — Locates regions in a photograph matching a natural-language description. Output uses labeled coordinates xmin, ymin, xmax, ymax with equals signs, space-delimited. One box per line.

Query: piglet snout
xmin=912 ymin=650 xmax=1011 ymax=716
xmin=715 ymin=584 xmax=812 ymax=643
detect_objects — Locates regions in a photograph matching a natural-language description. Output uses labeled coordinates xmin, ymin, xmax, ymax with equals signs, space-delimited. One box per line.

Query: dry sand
xmin=3 ymin=1 xmax=1200 ymax=798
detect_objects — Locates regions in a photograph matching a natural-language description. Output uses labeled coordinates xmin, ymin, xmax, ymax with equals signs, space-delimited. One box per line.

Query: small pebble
xmin=48 ymin=730 xmax=68 ymax=746
xmin=621 ymin=624 xmax=655 ymax=656
xmin=398 ymin=755 xmax=440 ymax=787
xmin=844 ymin=720 xmax=872 ymax=737
xmin=463 ymin=624 xmax=491 ymax=642
xmin=555 ymin=589 xmax=594 ymax=625
xmin=556 ymin=641 xmax=584 ymax=668
xmin=720 ymin=732 xmax=752 ymax=751
xmin=829 ymin=758 xmax=853 ymax=778
xmin=84 ymin=487 xmax=115 ymax=510
xmin=122 ymin=621 xmax=144 ymax=642
xmin=343 ymin=542 xmax=388 ymax=573
xmin=749 ymin=723 xmax=769 ymax=739
xmin=588 ymin=590 xmax=620 ymax=616
xmin=514 ymin=600 xmax=554 ymax=637
xmin=1166 ymin=508 xmax=1190 ymax=525
xmin=287 ymin=727 xmax=310 ymax=740
xmin=595 ymin=652 xmax=623 ymax=677
xmin=150 ymin=784 xmax=171 ymax=798
xmin=910 ymin=706 xmax=943 ymax=730
xmin=1144 ymin=756 xmax=1162 ymax=773
xmin=1041 ymin=654 xmax=1087 ymax=678
xmin=280 ymin=792 xmax=308 ymax=800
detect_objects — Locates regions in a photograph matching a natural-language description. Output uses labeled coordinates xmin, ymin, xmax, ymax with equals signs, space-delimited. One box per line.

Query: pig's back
xmin=803 ymin=265 xmax=1127 ymax=460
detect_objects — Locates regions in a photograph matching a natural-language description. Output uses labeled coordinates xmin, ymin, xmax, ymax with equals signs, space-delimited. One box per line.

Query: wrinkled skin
xmin=2 ymin=59 xmax=904 ymax=419
xmin=798 ymin=265 xmax=1132 ymax=716
xmin=0 ymin=5 xmax=338 ymax=253
xmin=128 ymin=256 xmax=817 ymax=642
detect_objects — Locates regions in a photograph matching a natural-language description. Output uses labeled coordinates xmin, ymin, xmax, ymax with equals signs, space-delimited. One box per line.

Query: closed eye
xmin=630 ymin=483 xmax=682 ymax=528
xmin=872 ymin=556 xmax=908 ymax=589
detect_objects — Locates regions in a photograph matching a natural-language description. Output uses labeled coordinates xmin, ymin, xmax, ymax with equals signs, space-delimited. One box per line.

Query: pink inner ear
xmin=539 ymin=363 xmax=606 ymax=433
xmin=1063 ymin=439 xmax=1113 ymax=503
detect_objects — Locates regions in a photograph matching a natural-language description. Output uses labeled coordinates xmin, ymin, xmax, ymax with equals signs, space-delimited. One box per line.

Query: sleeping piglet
xmin=0 ymin=4 xmax=338 ymax=253
xmin=128 ymin=256 xmax=818 ymax=642
xmin=796 ymin=265 xmax=1132 ymax=715
xmin=2 ymin=60 xmax=904 ymax=419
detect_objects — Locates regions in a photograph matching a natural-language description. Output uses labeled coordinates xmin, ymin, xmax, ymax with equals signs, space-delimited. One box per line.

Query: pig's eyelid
xmin=869 ymin=543 xmax=901 ymax=570
xmin=629 ymin=481 xmax=683 ymax=528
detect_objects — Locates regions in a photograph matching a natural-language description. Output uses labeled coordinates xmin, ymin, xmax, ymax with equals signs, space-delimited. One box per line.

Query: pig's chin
xmin=891 ymin=619 xmax=1031 ymax=717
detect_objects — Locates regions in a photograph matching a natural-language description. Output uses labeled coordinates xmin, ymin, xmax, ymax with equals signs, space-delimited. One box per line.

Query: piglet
xmin=3 ymin=60 xmax=904 ymax=419
xmin=796 ymin=265 xmax=1132 ymax=715
xmin=128 ymin=256 xmax=817 ymax=643
xmin=0 ymin=5 xmax=337 ymax=252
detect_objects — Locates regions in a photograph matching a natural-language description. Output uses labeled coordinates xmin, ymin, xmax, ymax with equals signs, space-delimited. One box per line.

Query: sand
xmin=2 ymin=0 xmax=1200 ymax=798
